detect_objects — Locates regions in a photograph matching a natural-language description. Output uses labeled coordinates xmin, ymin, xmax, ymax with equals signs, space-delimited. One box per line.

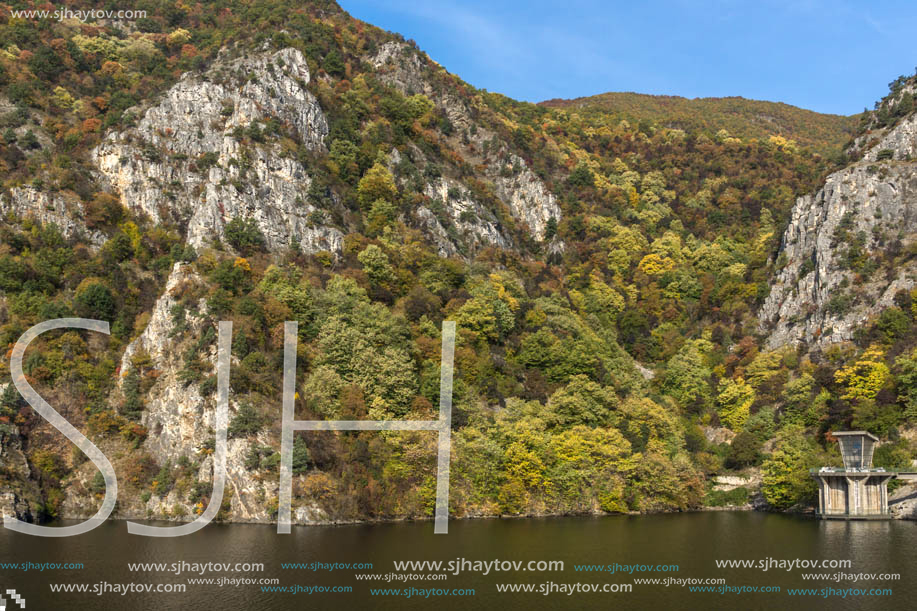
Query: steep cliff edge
xmin=92 ymin=46 xmax=344 ymax=256
xmin=369 ymin=41 xmax=562 ymax=245
xmin=760 ymin=92 xmax=917 ymax=348
xmin=76 ymin=263 xmax=322 ymax=524
xmin=89 ymin=41 xmax=560 ymax=260
xmin=0 ymin=410 xmax=38 ymax=523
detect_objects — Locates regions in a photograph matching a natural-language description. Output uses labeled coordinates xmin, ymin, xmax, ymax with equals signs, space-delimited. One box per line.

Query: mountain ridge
xmin=540 ymin=91 xmax=857 ymax=155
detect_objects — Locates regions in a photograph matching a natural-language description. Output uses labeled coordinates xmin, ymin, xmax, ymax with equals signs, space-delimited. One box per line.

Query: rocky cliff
xmin=0 ymin=187 xmax=106 ymax=249
xmin=87 ymin=41 xmax=560 ymax=262
xmin=370 ymin=41 xmax=561 ymax=245
xmin=92 ymin=45 xmax=344 ymax=256
xmin=8 ymin=42 xmax=566 ymax=525
xmin=760 ymin=109 xmax=917 ymax=348
xmin=0 ymin=412 xmax=38 ymax=523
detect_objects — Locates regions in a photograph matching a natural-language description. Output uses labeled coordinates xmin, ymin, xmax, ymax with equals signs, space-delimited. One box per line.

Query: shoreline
xmin=34 ymin=501 xmax=917 ymax=529
xmin=47 ymin=502 xmax=767 ymax=529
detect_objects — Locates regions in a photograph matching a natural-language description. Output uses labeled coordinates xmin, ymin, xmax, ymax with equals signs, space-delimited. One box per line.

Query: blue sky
xmin=339 ymin=0 xmax=917 ymax=116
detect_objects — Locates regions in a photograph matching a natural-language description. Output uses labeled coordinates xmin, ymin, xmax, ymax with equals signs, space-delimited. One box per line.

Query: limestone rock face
xmin=712 ymin=472 xmax=761 ymax=492
xmin=0 ymin=413 xmax=39 ymax=522
xmin=385 ymin=145 xmax=516 ymax=256
xmin=418 ymin=177 xmax=511 ymax=257
xmin=370 ymin=41 xmax=561 ymax=243
xmin=703 ymin=426 xmax=736 ymax=445
xmin=862 ymin=114 xmax=917 ymax=162
xmin=119 ymin=264 xmax=269 ymax=522
xmin=492 ymin=152 xmax=561 ymax=241
xmin=890 ymin=482 xmax=917 ymax=519
xmin=849 ymin=84 xmax=917 ymax=159
xmin=760 ymin=112 xmax=917 ymax=348
xmin=119 ymin=263 xmax=216 ymax=465
xmin=107 ymin=263 xmax=325 ymax=524
xmin=92 ymin=46 xmax=343 ymax=255
xmin=0 ymin=187 xmax=106 ymax=248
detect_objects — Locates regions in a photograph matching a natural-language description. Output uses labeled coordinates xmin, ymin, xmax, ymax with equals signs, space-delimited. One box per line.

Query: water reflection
xmin=0 ymin=513 xmax=914 ymax=610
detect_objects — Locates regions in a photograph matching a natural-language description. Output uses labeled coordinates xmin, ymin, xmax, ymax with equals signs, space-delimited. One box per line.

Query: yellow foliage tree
xmin=357 ymin=162 xmax=397 ymax=209
xmin=716 ymin=377 xmax=754 ymax=431
xmin=637 ymin=253 xmax=676 ymax=276
xmin=834 ymin=345 xmax=890 ymax=401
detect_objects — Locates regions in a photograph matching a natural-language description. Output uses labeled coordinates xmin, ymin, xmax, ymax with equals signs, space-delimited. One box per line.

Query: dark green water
xmin=1 ymin=512 xmax=915 ymax=610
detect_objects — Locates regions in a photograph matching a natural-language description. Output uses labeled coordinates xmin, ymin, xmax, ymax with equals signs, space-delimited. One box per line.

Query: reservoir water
xmin=1 ymin=511 xmax=914 ymax=609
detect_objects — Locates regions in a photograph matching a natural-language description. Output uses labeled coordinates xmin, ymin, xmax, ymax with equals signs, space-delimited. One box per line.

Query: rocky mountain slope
xmin=2 ymin=1 xmax=917 ymax=526
xmin=93 ymin=45 xmax=342 ymax=255
xmin=760 ymin=90 xmax=917 ymax=348
xmin=0 ymin=40 xmax=564 ymax=523
xmin=0 ymin=3 xmax=572 ymax=524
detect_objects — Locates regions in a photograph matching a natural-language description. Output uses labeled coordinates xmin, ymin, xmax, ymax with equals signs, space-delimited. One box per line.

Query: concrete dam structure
xmin=812 ymin=431 xmax=917 ymax=519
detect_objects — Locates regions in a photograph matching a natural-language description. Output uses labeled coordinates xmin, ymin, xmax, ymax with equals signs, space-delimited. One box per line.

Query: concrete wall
xmin=814 ymin=474 xmax=893 ymax=518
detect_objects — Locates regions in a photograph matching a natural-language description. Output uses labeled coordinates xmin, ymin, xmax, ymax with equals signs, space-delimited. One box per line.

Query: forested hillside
xmin=1 ymin=0 xmax=917 ymax=525
xmin=539 ymin=92 xmax=856 ymax=156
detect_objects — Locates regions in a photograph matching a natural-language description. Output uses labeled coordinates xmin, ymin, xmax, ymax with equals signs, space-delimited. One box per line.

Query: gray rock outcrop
xmin=1 ymin=187 xmax=106 ymax=248
xmin=93 ymin=46 xmax=343 ymax=255
xmin=0 ymin=412 xmax=39 ymax=522
xmin=371 ymin=41 xmax=561 ymax=242
xmin=760 ymin=113 xmax=917 ymax=348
